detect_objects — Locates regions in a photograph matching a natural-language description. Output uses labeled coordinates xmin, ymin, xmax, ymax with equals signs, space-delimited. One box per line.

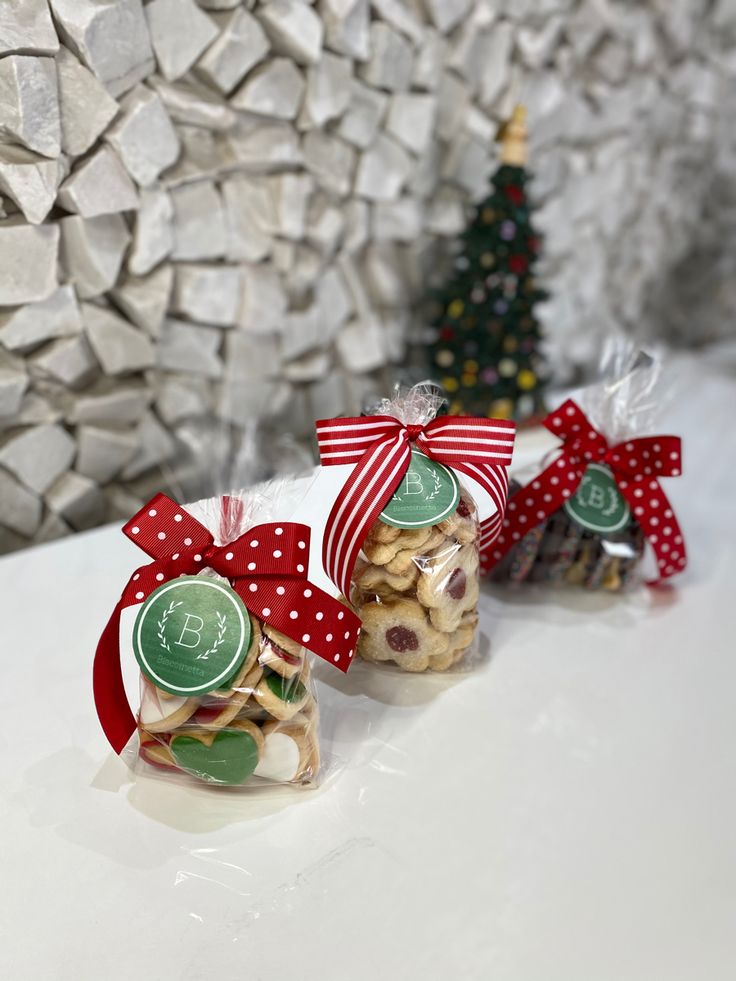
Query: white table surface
xmin=2 ymin=353 xmax=735 ymax=980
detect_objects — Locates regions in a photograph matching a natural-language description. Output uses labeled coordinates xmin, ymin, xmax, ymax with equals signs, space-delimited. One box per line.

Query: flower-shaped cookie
xmin=416 ymin=542 xmax=480 ymax=632
xmin=357 ymin=597 xmax=450 ymax=672
xmin=437 ymin=493 xmax=478 ymax=544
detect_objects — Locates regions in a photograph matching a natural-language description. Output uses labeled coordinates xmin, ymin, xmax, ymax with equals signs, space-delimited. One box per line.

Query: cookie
xmin=138 ymin=729 xmax=178 ymax=770
xmin=170 ymin=719 xmax=265 ymax=786
xmin=384 ymin=528 xmax=448 ymax=576
xmin=365 ymin=520 xmax=402 ymax=545
xmin=208 ymin=615 xmax=262 ymax=699
xmin=539 ymin=512 xmax=584 ymax=583
xmin=253 ymin=720 xmax=319 ymax=783
xmin=508 ymin=522 xmax=546 ymax=583
xmin=437 ymin=494 xmax=477 ymax=544
xmin=138 ymin=683 xmax=197 ymax=733
xmin=363 ymin=526 xmax=432 ymax=566
xmin=354 ymin=558 xmax=419 ymax=598
xmin=263 ymin=624 xmax=302 ymax=658
xmin=259 ymin=626 xmax=304 ymax=679
xmin=357 ymin=597 xmax=450 ymax=672
xmin=565 ymin=540 xmax=594 ymax=585
xmin=191 ymin=663 xmax=263 ymax=729
xmin=416 ymin=543 xmax=480 ymax=633
xmin=253 ymin=668 xmax=310 ymax=721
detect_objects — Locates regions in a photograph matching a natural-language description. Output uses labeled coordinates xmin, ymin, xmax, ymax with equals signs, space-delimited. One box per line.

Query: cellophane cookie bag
xmin=93 ymin=481 xmax=361 ymax=790
xmin=487 ymin=348 xmax=687 ymax=590
xmin=315 ymin=384 xmax=516 ymax=672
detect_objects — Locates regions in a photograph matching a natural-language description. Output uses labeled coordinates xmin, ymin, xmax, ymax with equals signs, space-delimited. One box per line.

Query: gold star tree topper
xmin=498 ymin=104 xmax=528 ymax=167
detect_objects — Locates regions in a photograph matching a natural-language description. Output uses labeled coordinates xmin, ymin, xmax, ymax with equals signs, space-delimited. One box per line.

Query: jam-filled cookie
xmin=357 ymin=597 xmax=450 ymax=672
xmin=259 ymin=624 xmax=304 ymax=679
xmin=437 ymin=493 xmax=478 ymax=544
xmin=416 ymin=542 xmax=480 ymax=633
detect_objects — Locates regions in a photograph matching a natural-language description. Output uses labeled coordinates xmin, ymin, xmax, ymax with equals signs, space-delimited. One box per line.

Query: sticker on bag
xmin=133 ymin=576 xmax=251 ymax=696
xmin=564 ymin=462 xmax=630 ymax=534
xmin=379 ymin=449 xmax=460 ymax=529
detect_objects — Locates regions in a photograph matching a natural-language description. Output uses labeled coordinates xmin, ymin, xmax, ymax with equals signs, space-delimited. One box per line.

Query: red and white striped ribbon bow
xmin=316 ymin=414 xmax=517 ymax=596
xmin=484 ymin=399 xmax=686 ymax=582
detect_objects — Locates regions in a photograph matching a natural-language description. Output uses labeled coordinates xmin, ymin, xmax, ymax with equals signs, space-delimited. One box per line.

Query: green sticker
xmin=380 ymin=449 xmax=460 ymax=529
xmin=133 ymin=576 xmax=251 ymax=696
xmin=171 ymin=730 xmax=259 ymax=785
xmin=564 ymin=463 xmax=630 ymax=534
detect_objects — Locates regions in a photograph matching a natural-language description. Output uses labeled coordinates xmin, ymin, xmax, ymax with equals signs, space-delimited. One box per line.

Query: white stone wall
xmin=0 ymin=0 xmax=733 ymax=551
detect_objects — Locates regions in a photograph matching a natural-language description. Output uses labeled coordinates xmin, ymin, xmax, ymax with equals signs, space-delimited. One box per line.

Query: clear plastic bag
xmin=349 ymin=384 xmax=482 ymax=671
xmin=123 ymin=482 xmax=323 ymax=790
xmin=490 ymin=343 xmax=685 ymax=591
xmin=490 ymin=477 xmax=647 ymax=591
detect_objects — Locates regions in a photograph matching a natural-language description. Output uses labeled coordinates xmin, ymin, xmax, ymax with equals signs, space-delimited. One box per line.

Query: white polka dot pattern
xmin=118 ymin=493 xmax=361 ymax=671
xmin=481 ymin=400 xmax=687 ymax=582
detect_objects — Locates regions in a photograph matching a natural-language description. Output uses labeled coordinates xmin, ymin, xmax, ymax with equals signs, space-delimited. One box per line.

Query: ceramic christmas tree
xmin=428 ymin=106 xmax=547 ymax=421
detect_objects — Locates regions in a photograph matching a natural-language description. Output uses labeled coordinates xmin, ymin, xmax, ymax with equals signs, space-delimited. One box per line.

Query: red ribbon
xmin=483 ymin=400 xmax=686 ymax=581
xmin=94 ymin=493 xmax=361 ymax=753
xmin=316 ymin=415 xmax=516 ymax=596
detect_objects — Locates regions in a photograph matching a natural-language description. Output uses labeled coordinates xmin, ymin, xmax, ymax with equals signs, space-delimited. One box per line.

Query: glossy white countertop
xmin=2 ymin=353 xmax=735 ymax=980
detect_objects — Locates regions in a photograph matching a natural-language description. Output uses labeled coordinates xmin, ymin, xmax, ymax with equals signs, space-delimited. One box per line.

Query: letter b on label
xmin=176 ymin=613 xmax=204 ymax=649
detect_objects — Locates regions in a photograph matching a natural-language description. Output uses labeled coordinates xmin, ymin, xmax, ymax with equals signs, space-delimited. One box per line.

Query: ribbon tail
xmin=617 ymin=480 xmax=687 ymax=583
xmin=451 ymin=461 xmax=510 ymax=575
xmin=93 ymin=600 xmax=136 ymax=755
xmin=480 ymin=450 xmax=583 ymax=573
xmin=322 ymin=432 xmax=410 ymax=596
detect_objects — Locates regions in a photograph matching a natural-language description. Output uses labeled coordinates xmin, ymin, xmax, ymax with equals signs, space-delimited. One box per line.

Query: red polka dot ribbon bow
xmin=316 ymin=414 xmax=517 ymax=596
xmin=94 ymin=493 xmax=361 ymax=754
xmin=484 ymin=400 xmax=686 ymax=582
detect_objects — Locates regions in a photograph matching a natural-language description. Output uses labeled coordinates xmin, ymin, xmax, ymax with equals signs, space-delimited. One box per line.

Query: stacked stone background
xmin=0 ymin=0 xmax=734 ymax=553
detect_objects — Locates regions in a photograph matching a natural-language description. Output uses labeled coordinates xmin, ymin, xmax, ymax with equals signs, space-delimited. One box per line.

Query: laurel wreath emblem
xmin=157 ymin=599 xmax=182 ymax=653
xmin=157 ymin=601 xmax=227 ymax=661
xmin=196 ymin=611 xmax=227 ymax=661
xmin=392 ymin=466 xmax=444 ymax=503
xmin=424 ymin=469 xmax=443 ymax=502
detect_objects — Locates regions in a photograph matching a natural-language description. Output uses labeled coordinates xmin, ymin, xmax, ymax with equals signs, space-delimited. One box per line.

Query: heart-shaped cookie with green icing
xmin=170 ymin=723 xmax=262 ymax=785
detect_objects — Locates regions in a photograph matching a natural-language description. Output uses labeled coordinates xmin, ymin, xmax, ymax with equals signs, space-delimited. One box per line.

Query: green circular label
xmin=564 ymin=463 xmax=630 ymax=534
xmin=380 ymin=449 xmax=460 ymax=529
xmin=133 ymin=576 xmax=251 ymax=696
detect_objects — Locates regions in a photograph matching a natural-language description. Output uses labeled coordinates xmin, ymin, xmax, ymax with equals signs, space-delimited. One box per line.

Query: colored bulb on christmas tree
xmin=490 ymin=398 xmax=514 ymax=419
xmin=517 ymin=368 xmax=536 ymax=390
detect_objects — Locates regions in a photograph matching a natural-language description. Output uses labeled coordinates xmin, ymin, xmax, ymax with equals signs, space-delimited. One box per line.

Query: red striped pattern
xmin=317 ymin=414 xmax=517 ymax=596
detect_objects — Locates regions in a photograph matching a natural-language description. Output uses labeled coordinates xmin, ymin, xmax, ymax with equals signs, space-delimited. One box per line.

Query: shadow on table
xmin=313 ymin=633 xmax=492 ymax=777
xmin=481 ymin=578 xmax=683 ymax=631
xmin=314 ymin=634 xmax=491 ymax=708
